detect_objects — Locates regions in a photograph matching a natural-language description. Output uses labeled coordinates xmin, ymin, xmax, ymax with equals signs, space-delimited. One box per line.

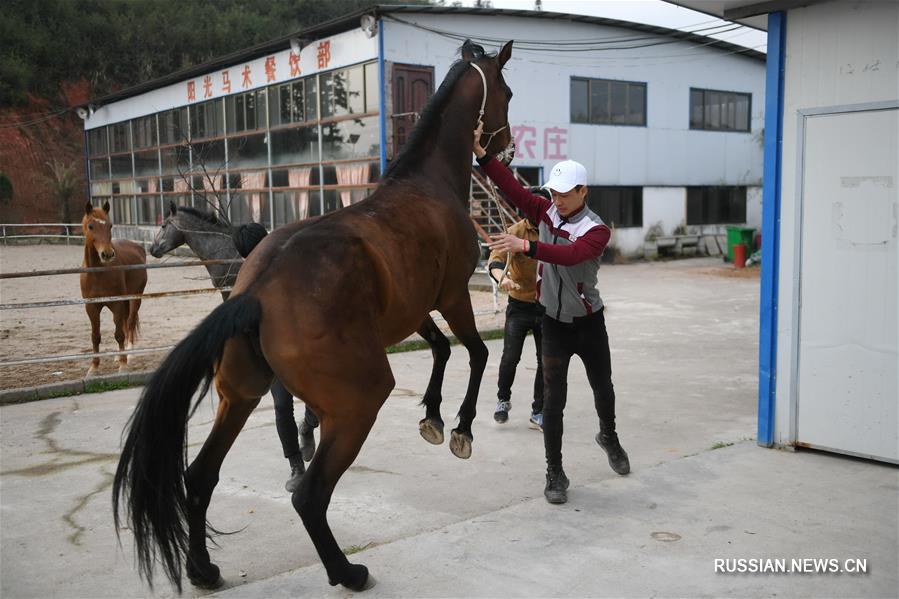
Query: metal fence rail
xmin=1 ymin=223 xmax=83 ymax=245
xmin=0 ymin=258 xmax=242 ymax=280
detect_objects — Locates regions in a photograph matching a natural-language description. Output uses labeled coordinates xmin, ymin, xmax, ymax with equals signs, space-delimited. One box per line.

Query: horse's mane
xmin=177 ymin=205 xmax=224 ymax=227
xmin=384 ymin=40 xmax=493 ymax=181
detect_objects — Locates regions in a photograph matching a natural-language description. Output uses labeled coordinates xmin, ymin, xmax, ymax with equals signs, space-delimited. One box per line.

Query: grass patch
xmin=342 ymin=542 xmax=374 ymax=556
xmin=84 ymin=379 xmax=137 ymax=394
xmin=710 ymin=441 xmax=734 ymax=450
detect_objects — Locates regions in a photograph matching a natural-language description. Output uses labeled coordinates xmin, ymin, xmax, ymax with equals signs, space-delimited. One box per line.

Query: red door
xmin=391 ymin=64 xmax=434 ymax=158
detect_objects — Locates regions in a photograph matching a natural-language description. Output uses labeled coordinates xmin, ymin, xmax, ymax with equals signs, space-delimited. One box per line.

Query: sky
xmin=459 ymin=0 xmax=768 ymax=53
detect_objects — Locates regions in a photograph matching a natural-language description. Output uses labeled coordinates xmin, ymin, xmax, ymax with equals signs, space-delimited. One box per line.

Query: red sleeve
xmin=535 ymin=225 xmax=610 ymax=266
xmin=480 ymin=156 xmax=551 ymax=225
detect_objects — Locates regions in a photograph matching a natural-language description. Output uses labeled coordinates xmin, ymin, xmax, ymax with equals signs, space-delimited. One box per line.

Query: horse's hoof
xmin=186 ymin=560 xmax=223 ymax=590
xmin=85 ymin=366 xmax=98 ymax=378
xmin=419 ymin=418 xmax=445 ymax=445
xmin=449 ymin=429 xmax=472 ymax=459
xmin=330 ymin=563 xmax=371 ymax=591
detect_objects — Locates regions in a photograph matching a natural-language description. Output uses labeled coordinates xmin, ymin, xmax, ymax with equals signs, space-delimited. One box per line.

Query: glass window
xmin=690 ymin=88 xmax=751 ymax=132
xmin=346 ymin=65 xmax=365 ymax=114
xmin=191 ymin=140 xmax=226 ymax=172
xmin=132 ymin=115 xmax=157 ymax=149
xmin=228 ymin=133 xmax=268 ymax=169
xmin=271 ymin=125 xmax=320 ymax=165
xmin=88 ymin=127 xmax=108 ymax=156
xmin=364 ymin=62 xmax=379 ymax=113
xmin=321 ymin=115 xmax=379 ymax=161
xmin=570 ymin=79 xmax=589 ymax=124
xmin=137 ymin=195 xmax=162 ymax=225
xmin=190 ymin=99 xmax=223 ymax=139
xmin=586 ymin=187 xmax=643 ymax=228
xmin=323 ymin=189 xmax=341 ymax=213
xmin=134 ymin=150 xmax=159 ymax=177
xmin=229 ymin=191 xmax=270 ymax=226
xmin=160 ymin=145 xmax=190 ymax=175
xmin=687 ymin=187 xmax=747 ymax=224
xmin=110 ymin=122 xmax=131 ymax=153
xmin=226 ymin=90 xmax=267 ymax=134
xmin=321 ymin=67 xmax=365 ymax=118
xmin=159 ymin=108 xmax=188 ymax=145
xmin=110 ymin=154 xmax=133 ymax=179
xmin=90 ymin=158 xmax=110 ymax=180
xmin=572 ymin=78 xmax=646 ymax=127
xmin=110 ymin=196 xmax=135 ymax=225
xmin=90 ymin=181 xmax=112 ymax=196
xmin=305 ymin=75 xmax=318 ymax=121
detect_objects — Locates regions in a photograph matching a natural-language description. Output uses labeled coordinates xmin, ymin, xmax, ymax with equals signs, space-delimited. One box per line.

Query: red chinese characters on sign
xmin=316 ymin=41 xmax=331 ymax=69
xmin=289 ymin=52 xmax=301 ymax=77
xmin=543 ymin=127 xmax=568 ymax=160
xmin=222 ymin=70 xmax=232 ymax=93
xmin=264 ymin=56 xmax=277 ymax=82
xmin=203 ymin=75 xmax=213 ymax=98
xmin=186 ymin=81 xmax=196 ymax=102
xmin=511 ymin=125 xmax=537 ymax=159
xmin=241 ymin=65 xmax=252 ymax=88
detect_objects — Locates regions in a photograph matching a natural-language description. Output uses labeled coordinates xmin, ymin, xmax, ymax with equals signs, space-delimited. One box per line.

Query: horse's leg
xmin=111 ymin=302 xmax=129 ymax=371
xmin=283 ymin=349 xmax=394 ymax=591
xmin=85 ymin=303 xmax=102 ymax=377
xmin=438 ymin=294 xmax=488 ymax=459
xmin=184 ymin=336 xmax=269 ymax=588
xmin=125 ymin=298 xmax=141 ymax=355
xmin=417 ymin=315 xmax=451 ymax=445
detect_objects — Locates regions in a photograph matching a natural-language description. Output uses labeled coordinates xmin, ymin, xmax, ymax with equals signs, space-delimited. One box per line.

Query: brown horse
xmin=113 ymin=40 xmax=515 ymax=592
xmin=81 ymin=200 xmax=147 ymax=376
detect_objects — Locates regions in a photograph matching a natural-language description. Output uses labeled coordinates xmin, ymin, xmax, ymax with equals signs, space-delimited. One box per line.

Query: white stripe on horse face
xmin=93 ymin=219 xmax=108 ymax=225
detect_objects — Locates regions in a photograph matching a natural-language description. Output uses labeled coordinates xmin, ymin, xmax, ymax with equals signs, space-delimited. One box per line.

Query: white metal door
xmin=796 ymin=106 xmax=898 ymax=463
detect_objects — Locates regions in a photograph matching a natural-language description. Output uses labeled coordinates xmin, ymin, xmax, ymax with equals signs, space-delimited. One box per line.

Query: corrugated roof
xmin=85 ymin=3 xmax=765 ymax=108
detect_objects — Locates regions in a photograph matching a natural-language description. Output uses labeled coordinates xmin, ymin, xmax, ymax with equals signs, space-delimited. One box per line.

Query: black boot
xmin=299 ymin=420 xmax=316 ymax=462
xmin=285 ymin=455 xmax=305 ymax=493
xmin=544 ymin=465 xmax=570 ymax=504
xmin=596 ymin=430 xmax=630 ymax=475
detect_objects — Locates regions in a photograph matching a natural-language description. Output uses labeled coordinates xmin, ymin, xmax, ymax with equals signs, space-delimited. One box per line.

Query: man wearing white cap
xmin=474 ymin=124 xmax=629 ymax=505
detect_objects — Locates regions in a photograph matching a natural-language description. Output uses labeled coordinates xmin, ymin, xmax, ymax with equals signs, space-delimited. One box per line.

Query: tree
xmin=43 ymin=159 xmax=80 ymax=223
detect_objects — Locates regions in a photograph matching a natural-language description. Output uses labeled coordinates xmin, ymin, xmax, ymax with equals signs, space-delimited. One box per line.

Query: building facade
xmin=81 ymin=6 xmax=766 ymax=256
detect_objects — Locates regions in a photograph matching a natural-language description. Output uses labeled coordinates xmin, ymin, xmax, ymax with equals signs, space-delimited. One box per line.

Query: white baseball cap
xmin=542 ymin=160 xmax=587 ymax=193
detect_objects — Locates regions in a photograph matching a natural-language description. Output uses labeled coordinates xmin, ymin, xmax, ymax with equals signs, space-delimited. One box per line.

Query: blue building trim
xmin=377 ymin=20 xmax=388 ymax=176
xmin=758 ymin=11 xmax=787 ymax=447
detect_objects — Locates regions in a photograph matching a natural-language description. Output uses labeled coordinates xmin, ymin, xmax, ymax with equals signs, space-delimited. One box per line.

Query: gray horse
xmin=149 ymin=202 xmax=241 ymax=300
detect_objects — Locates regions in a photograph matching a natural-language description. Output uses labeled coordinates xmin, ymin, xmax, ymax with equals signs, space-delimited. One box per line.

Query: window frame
xmin=689 ymin=87 xmax=751 ymax=132
xmin=571 ymin=76 xmax=647 ymax=127
xmin=686 ymin=186 xmax=747 ymax=225
xmin=585 ymin=186 xmax=643 ymax=228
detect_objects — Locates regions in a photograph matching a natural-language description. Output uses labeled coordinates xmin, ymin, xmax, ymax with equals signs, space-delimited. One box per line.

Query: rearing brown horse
xmin=113 ymin=40 xmax=515 ymax=592
xmin=81 ymin=200 xmax=147 ymax=376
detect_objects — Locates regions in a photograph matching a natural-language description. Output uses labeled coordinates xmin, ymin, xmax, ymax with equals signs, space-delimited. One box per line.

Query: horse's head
xmin=463 ymin=39 xmax=515 ymax=164
xmin=149 ymin=201 xmax=187 ymax=258
xmin=83 ymin=200 xmax=116 ymax=262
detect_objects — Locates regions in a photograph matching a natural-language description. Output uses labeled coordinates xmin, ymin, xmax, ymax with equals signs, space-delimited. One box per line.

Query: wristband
xmin=522 ymin=239 xmax=527 ymax=253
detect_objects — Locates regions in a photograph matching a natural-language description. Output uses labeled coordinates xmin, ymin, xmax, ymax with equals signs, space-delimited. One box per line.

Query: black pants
xmin=541 ymin=309 xmax=616 ymax=468
xmin=497 ymin=297 xmax=544 ymax=414
xmin=271 ymin=378 xmax=319 ymax=460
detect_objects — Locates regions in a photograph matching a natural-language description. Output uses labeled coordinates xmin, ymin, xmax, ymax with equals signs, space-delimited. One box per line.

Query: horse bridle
xmin=469 ymin=61 xmax=515 ymax=289
xmin=469 ymin=62 xmax=509 ymax=149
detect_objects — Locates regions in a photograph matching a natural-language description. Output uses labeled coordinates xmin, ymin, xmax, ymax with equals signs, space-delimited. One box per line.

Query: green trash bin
xmin=725 ymin=226 xmax=755 ymax=263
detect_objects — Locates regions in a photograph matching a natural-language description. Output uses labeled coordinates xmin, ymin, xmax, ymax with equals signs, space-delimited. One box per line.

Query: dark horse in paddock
xmin=113 ymin=40 xmax=514 ymax=592
xmin=81 ymin=200 xmax=147 ymax=376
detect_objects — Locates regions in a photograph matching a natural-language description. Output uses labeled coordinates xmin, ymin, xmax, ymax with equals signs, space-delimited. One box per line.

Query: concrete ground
xmin=1 ymin=258 xmax=896 ymax=598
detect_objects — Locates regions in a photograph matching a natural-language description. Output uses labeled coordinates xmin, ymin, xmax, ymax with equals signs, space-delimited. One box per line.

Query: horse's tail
xmin=112 ymin=293 xmax=261 ymax=591
xmin=126 ymin=300 xmax=141 ymax=346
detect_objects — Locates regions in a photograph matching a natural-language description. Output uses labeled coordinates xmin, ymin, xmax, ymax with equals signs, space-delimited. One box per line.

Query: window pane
xmin=110 ymin=122 xmax=131 ymax=153
xmin=192 ymin=140 xmax=226 ymax=171
xmin=321 ymin=115 xmax=379 ymax=161
xmin=90 ymin=158 xmax=110 ymax=180
xmin=590 ymin=80 xmax=610 ymax=124
xmin=291 ymin=82 xmax=304 ymax=122
xmin=323 ymin=189 xmax=341 ymax=213
xmin=137 ymin=195 xmax=162 ymax=225
xmin=570 ymin=79 xmax=588 ymax=123
xmin=160 ymin=145 xmax=190 ymax=175
xmin=228 ymin=133 xmax=268 ymax=169
xmin=586 ymin=186 xmax=642 ymax=227
xmin=271 ymin=125 xmax=320 ymax=165
xmin=304 ymin=76 xmax=318 ymax=121
xmin=134 ymin=150 xmax=159 ymax=177
xmin=735 ymin=94 xmax=750 ymax=131
xmin=610 ymin=81 xmax=628 ymax=124
xmin=690 ymin=89 xmax=703 ymax=129
xmin=308 ymin=190 xmax=323 ymax=217
xmin=364 ymin=62 xmax=379 ymax=113
xmin=628 ymin=84 xmax=645 ymax=125
xmin=133 ymin=116 xmax=156 ymax=149
xmin=88 ymin=128 xmax=108 ymax=156
xmin=160 ymin=108 xmax=188 ymax=144
xmin=110 ymin=154 xmax=133 ymax=178
xmin=229 ymin=191 xmax=270 ymax=226
xmin=255 ymin=89 xmax=267 ymax=129
xmin=346 ymin=65 xmax=365 ymax=114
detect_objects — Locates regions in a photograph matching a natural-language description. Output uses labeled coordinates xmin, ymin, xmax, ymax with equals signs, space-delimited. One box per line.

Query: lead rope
xmin=470 ymin=62 xmax=513 ymax=289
